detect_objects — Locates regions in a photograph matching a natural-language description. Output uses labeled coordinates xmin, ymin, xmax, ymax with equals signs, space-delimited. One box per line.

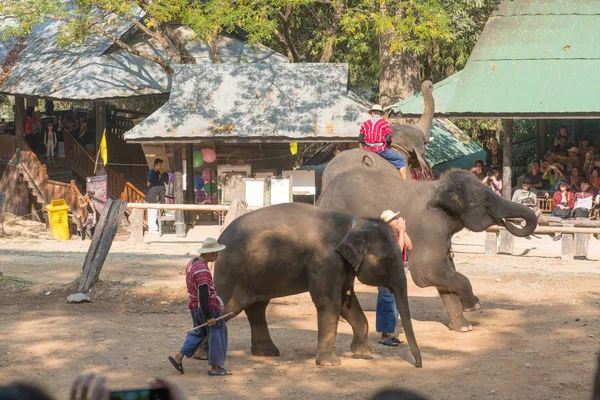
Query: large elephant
xmin=317 ymin=157 xmax=537 ymax=332
xmin=214 ymin=203 xmax=422 ymax=367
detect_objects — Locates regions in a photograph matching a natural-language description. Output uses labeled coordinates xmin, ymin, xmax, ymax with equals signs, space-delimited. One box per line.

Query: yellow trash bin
xmin=46 ymin=199 xmax=70 ymax=240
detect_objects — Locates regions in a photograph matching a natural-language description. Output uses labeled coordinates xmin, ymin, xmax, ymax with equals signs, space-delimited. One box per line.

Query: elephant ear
xmin=427 ymin=182 xmax=464 ymax=217
xmin=335 ymin=229 xmax=367 ymax=273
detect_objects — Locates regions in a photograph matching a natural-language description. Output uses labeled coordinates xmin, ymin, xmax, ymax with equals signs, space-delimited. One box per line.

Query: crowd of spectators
xmin=471 ymin=127 xmax=600 ymax=229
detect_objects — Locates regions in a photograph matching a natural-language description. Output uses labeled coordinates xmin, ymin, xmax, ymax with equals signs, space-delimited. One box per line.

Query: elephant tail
xmin=393 ymin=287 xmax=422 ymax=368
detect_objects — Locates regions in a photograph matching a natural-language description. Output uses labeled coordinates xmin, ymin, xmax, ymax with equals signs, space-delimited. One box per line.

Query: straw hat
xmin=197 ymin=237 xmax=226 ymax=254
xmin=369 ymin=104 xmax=384 ymax=113
xmin=380 ymin=210 xmax=400 ymax=223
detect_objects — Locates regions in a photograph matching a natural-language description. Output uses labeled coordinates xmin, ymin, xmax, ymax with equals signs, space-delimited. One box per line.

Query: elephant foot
xmin=251 ymin=343 xmax=280 ymax=357
xmin=448 ymin=319 xmax=474 ymax=332
xmin=462 ymin=296 xmax=481 ymax=312
xmin=350 ymin=340 xmax=372 ymax=358
xmin=315 ymin=352 xmax=341 ymax=367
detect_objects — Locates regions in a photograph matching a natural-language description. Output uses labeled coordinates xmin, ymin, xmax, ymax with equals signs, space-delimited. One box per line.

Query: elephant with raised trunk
xmin=214 ymin=203 xmax=422 ymax=367
xmin=317 ymin=159 xmax=537 ymax=332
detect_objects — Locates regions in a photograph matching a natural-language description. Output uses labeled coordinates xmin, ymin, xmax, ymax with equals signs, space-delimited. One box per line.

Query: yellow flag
xmin=99 ymin=130 xmax=108 ymax=166
xmin=290 ymin=142 xmax=298 ymax=155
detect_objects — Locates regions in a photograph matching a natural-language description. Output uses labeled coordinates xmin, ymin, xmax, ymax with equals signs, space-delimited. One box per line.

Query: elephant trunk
xmin=490 ymin=196 xmax=538 ymax=237
xmin=416 ymin=81 xmax=434 ymax=143
xmin=393 ymin=287 xmax=422 ymax=368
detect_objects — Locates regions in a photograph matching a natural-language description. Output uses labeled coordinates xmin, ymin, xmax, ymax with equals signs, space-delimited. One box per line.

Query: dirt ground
xmin=0 ymin=232 xmax=599 ymax=399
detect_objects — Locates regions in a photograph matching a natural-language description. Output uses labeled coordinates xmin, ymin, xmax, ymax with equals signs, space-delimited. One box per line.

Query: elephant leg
xmin=245 ymin=301 xmax=280 ymax=357
xmin=340 ymin=292 xmax=372 ymax=358
xmin=437 ymin=288 xmax=473 ymax=332
xmin=309 ymin=287 xmax=342 ymax=366
xmin=431 ymin=268 xmax=480 ymax=312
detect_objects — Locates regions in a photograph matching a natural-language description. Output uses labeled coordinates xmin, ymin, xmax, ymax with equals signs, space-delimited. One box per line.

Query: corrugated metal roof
xmin=388 ymin=0 xmax=600 ymax=118
xmin=124 ymin=63 xmax=370 ymax=142
xmin=0 ymin=17 xmax=287 ymax=100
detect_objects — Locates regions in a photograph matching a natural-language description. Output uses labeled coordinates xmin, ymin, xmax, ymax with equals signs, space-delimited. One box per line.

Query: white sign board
xmin=244 ymin=179 xmax=266 ymax=207
xmin=282 ymin=170 xmax=316 ymax=195
xmin=270 ymin=178 xmax=292 ymax=205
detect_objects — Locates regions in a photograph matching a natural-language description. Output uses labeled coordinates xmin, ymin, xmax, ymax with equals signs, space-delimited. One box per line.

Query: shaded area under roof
xmin=388 ymin=0 xmax=600 ymax=119
xmin=0 ymin=16 xmax=287 ymax=101
xmin=124 ymin=63 xmax=370 ymax=143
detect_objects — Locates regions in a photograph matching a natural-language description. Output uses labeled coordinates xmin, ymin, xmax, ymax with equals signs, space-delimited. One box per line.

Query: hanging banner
xmin=86 ymin=175 xmax=108 ymax=215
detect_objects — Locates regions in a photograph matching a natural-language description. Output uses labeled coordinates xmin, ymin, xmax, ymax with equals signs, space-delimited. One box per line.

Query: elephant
xmin=214 ymin=203 xmax=422 ymax=367
xmin=317 ymin=157 xmax=537 ymax=332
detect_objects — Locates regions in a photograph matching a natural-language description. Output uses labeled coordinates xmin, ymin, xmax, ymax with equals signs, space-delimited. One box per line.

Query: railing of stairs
xmin=21 ymin=140 xmax=48 ymax=204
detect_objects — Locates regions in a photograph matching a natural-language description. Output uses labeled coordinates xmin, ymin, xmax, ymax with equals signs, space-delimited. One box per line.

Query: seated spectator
xmin=512 ymin=178 xmax=541 ymax=217
xmin=543 ymin=163 xmax=565 ymax=195
xmin=573 ymin=179 xmax=599 ymax=219
xmin=553 ymin=126 xmax=575 ymax=146
xmin=569 ymin=166 xmax=583 ymax=192
xmin=524 ymin=161 xmax=544 ymax=193
xmin=550 ymin=137 xmax=570 ymax=169
xmin=590 ymin=166 xmax=600 ymax=193
xmin=482 ymin=168 xmax=502 ymax=196
xmin=578 ymin=137 xmax=591 ymax=167
xmin=566 ymin=147 xmax=579 ymax=173
xmin=470 ymin=159 xmax=485 ymax=181
xmin=551 ymin=180 xmax=575 ymax=241
xmin=485 ymin=138 xmax=502 ymax=171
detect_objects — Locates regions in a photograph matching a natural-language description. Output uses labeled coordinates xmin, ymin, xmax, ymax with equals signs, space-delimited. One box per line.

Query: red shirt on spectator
xmin=552 ymin=190 xmax=575 ymax=209
xmin=360 ymin=118 xmax=392 ymax=153
xmin=25 ymin=116 xmax=40 ymax=136
xmin=185 ymin=257 xmax=222 ymax=313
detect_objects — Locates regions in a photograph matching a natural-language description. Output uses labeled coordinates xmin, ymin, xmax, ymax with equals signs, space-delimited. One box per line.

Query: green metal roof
xmin=389 ymin=0 xmax=600 ymax=119
xmin=425 ymin=118 xmax=485 ymax=175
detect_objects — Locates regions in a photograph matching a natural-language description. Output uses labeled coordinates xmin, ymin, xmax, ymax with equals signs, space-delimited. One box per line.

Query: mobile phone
xmin=110 ymin=388 xmax=170 ymax=400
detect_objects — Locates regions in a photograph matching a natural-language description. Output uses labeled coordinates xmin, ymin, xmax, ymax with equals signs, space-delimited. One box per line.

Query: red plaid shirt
xmin=185 ymin=257 xmax=222 ymax=313
xmin=360 ymin=118 xmax=392 ymax=153
xmin=552 ymin=190 xmax=575 ymax=209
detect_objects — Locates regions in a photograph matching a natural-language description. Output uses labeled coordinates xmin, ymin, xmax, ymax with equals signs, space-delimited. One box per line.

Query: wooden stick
xmin=187 ymin=312 xmax=235 ymax=333
xmin=487 ymin=225 xmax=600 ymax=234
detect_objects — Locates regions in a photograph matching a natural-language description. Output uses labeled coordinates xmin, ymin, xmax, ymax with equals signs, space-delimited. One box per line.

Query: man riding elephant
xmin=359 ymin=104 xmax=407 ymax=179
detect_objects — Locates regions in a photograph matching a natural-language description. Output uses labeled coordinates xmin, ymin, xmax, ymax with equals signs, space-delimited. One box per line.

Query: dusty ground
xmin=0 ymin=232 xmax=599 ymax=399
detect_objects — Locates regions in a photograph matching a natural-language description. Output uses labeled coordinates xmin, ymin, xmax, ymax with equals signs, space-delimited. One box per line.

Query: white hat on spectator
xmin=197 ymin=237 xmax=226 ymax=254
xmin=369 ymin=104 xmax=384 ymax=113
xmin=380 ymin=210 xmax=400 ymax=223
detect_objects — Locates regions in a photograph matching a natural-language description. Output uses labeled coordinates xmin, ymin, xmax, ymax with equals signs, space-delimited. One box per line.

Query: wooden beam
xmin=172 ymin=144 xmax=185 ymax=237
xmin=501 ymin=119 xmax=513 ymax=200
xmin=127 ymin=203 xmax=261 ymax=211
xmin=14 ymin=96 xmax=25 ymax=164
xmin=488 ymin=226 xmax=600 ymax=234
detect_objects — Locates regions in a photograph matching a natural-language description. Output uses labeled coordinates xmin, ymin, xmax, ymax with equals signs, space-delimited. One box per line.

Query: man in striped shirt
xmin=359 ymin=104 xmax=407 ymax=179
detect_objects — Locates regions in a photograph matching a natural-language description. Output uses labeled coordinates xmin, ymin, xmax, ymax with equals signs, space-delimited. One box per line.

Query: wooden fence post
xmin=77 ymin=198 xmax=127 ymax=294
xmin=574 ymin=233 xmax=589 ymax=259
xmin=220 ymin=198 xmax=248 ymax=233
xmin=498 ymin=230 xmax=514 ymax=255
xmin=484 ymin=231 xmax=498 ymax=256
xmin=128 ymin=208 xmax=144 ymax=246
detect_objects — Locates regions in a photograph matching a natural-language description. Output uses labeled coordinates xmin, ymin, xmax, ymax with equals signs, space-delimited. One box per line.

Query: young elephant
xmin=214 ymin=203 xmax=421 ymax=367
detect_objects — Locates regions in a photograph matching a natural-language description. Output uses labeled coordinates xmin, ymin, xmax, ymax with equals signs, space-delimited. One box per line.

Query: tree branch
xmin=39 ymin=13 xmax=174 ymax=75
xmin=275 ymin=5 xmax=303 ymax=62
xmin=319 ymin=0 xmax=345 ymax=63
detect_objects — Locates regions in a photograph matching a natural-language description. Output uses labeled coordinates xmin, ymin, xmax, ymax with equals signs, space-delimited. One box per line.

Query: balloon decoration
xmin=202 ymin=168 xmax=216 ymax=182
xmin=193 ymin=176 xmax=205 ymax=190
xmin=195 ymin=190 xmax=207 ymax=204
xmin=204 ymin=181 xmax=217 ymax=196
xmin=192 ymin=150 xmax=204 ymax=168
xmin=201 ymin=148 xmax=217 ymax=163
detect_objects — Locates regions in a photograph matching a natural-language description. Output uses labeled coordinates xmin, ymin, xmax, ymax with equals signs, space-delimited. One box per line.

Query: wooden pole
xmin=487 ymin=226 xmax=600 ymax=235
xmin=14 ymin=96 xmax=25 ymax=164
xmin=127 ymin=203 xmax=261 ymax=211
xmin=173 ymin=144 xmax=185 ymax=237
xmin=220 ymin=198 xmax=248 ymax=233
xmin=77 ymin=198 xmax=127 ymax=293
xmin=185 ymin=144 xmax=195 ymax=225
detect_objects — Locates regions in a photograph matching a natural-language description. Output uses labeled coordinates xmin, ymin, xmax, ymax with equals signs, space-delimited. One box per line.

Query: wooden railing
xmin=46 ymin=179 xmax=86 ymax=219
xmin=64 ymin=132 xmax=95 ymax=178
xmin=122 ymin=181 xmax=145 ymax=203
xmin=0 ymin=135 xmax=16 ymax=160
xmin=21 ymin=140 xmax=47 ymax=203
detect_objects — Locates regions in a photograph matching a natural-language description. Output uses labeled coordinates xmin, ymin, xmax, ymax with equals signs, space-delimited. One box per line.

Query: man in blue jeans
xmin=359 ymin=105 xmax=407 ymax=179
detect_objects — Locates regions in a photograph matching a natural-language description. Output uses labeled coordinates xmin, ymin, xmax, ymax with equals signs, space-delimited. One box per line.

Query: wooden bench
xmin=485 ymin=216 xmax=600 ymax=260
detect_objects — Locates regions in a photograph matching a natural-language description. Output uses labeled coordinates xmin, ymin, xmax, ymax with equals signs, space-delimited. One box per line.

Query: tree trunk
xmin=319 ymin=1 xmax=345 ymax=63
xmin=209 ymin=34 xmax=222 ymax=64
xmin=220 ymin=198 xmax=248 ymax=233
xmin=78 ymin=198 xmax=127 ymax=293
xmin=378 ymin=3 xmax=421 ymax=105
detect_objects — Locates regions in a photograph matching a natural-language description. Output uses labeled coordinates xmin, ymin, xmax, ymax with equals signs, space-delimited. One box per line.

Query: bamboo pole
xmin=487 ymin=225 xmax=600 ymax=235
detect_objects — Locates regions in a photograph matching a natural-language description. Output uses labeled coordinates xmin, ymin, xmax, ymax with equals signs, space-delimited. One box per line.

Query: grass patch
xmin=0 ymin=275 xmax=33 ymax=288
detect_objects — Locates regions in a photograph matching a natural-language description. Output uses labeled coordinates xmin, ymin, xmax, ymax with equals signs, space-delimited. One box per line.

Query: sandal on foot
xmin=390 ymin=337 xmax=403 ymax=344
xmin=379 ymin=338 xmax=399 ymax=347
xmin=168 ymin=356 xmax=184 ymax=374
xmin=208 ymin=368 xmax=230 ymax=376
